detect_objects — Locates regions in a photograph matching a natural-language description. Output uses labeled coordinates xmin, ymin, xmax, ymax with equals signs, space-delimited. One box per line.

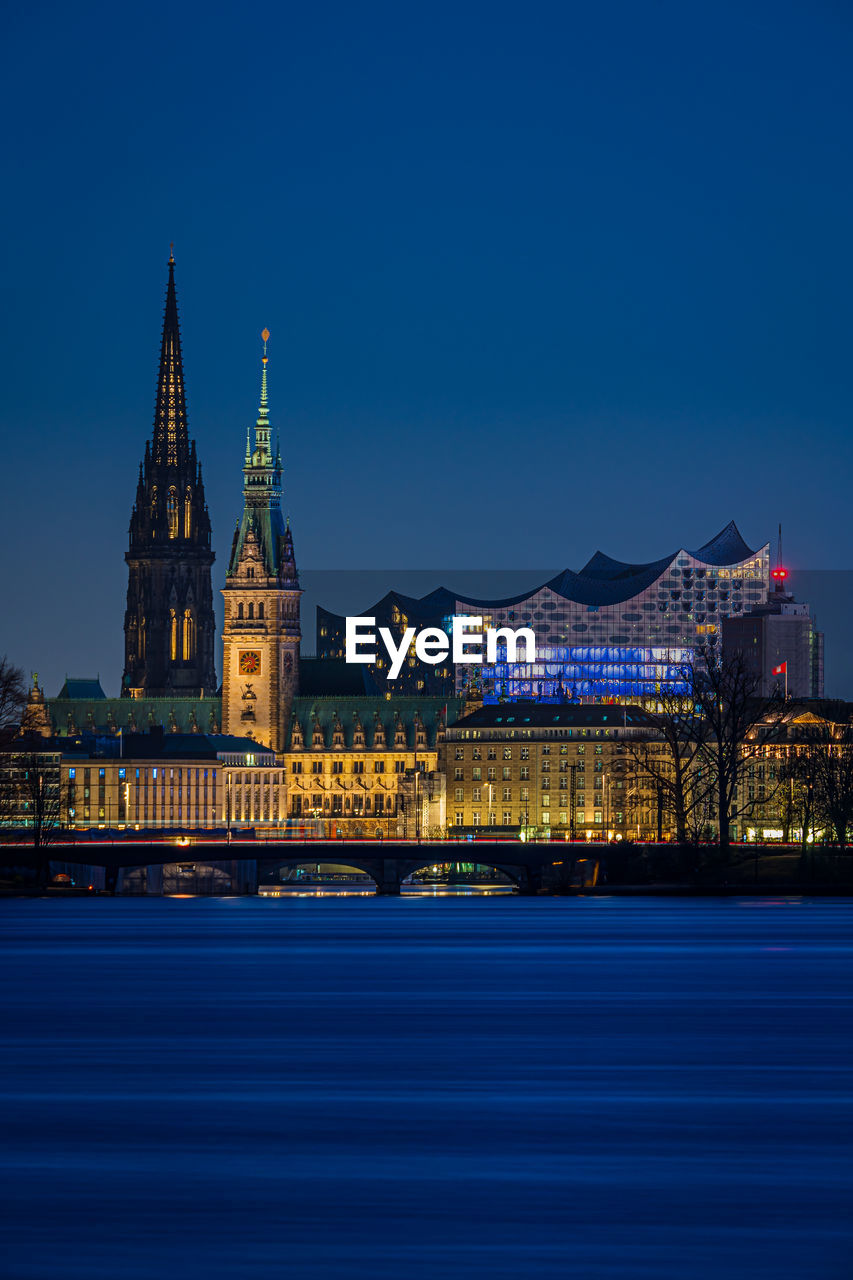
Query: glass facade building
xmin=317 ymin=523 xmax=770 ymax=703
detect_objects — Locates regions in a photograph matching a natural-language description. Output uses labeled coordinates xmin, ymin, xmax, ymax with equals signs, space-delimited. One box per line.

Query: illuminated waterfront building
xmin=445 ymin=703 xmax=667 ymax=841
xmin=36 ymin=697 xmax=459 ymax=841
xmin=122 ymin=251 xmax=217 ymax=698
xmin=318 ymin=523 xmax=770 ymax=703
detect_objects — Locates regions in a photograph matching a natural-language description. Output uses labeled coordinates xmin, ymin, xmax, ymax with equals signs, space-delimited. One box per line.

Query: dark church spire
xmin=123 ymin=251 xmax=217 ymax=698
xmin=151 ymin=245 xmax=190 ymax=468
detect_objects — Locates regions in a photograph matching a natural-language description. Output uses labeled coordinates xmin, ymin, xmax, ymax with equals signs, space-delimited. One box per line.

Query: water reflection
xmin=1 ymin=897 xmax=851 ymax=1279
xmin=258 ymin=883 xmax=515 ymax=897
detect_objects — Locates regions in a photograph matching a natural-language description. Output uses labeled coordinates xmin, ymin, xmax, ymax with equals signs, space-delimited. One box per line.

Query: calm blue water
xmin=1 ymin=897 xmax=851 ymax=1280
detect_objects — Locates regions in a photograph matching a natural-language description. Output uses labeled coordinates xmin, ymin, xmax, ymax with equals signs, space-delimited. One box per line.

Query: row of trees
xmin=624 ymin=644 xmax=853 ymax=850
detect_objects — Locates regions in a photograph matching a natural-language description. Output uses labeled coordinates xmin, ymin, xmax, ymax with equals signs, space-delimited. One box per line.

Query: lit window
xmin=167 ymin=488 xmax=178 ymax=539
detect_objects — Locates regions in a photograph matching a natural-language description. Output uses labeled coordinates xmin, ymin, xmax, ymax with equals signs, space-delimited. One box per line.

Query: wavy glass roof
xmin=462 ymin=521 xmax=764 ymax=610
xmin=317 ymin=523 xmax=766 ymax=622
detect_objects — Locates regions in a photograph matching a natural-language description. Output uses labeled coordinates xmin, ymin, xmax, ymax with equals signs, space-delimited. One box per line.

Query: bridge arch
xmin=401 ymin=860 xmax=520 ymax=891
xmin=260 ymin=856 xmax=383 ymax=892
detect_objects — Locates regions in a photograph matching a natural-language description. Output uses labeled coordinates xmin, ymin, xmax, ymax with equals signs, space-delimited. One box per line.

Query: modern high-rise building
xmin=722 ymin=564 xmax=824 ymax=699
xmin=220 ymin=331 xmax=301 ymax=752
xmin=122 ymin=252 xmax=217 ymax=697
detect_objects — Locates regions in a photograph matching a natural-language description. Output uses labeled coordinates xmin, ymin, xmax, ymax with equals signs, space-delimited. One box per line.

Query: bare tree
xmin=622 ymin=690 xmax=712 ymax=844
xmin=0 ymin=658 xmax=26 ymax=748
xmin=811 ymin=721 xmax=853 ymax=850
xmin=778 ymin=741 xmax=821 ymax=850
xmin=0 ymin=751 xmax=66 ymax=850
xmin=691 ymin=645 xmax=785 ymax=852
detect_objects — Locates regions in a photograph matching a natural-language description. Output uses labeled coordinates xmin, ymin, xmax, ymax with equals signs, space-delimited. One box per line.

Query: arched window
xmin=169 ymin=609 xmax=178 ymax=661
xmin=150 ymin=486 xmax=158 ymax=518
xmin=139 ymin=617 xmax=146 ymax=659
xmin=183 ymin=610 xmax=195 ymax=660
xmin=184 ymin=490 xmax=192 ymax=539
xmin=237 ymin=603 xmax=244 ymax=620
xmin=258 ymin=602 xmax=264 ymax=620
xmin=167 ymin=488 xmax=178 ymax=539
xmin=248 ymin=603 xmax=254 ymax=620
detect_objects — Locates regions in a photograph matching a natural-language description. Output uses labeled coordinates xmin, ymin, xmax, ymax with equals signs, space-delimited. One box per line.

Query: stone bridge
xmin=0 ymin=839 xmax=598 ymax=895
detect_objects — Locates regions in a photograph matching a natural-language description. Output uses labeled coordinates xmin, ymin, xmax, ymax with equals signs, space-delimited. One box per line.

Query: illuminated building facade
xmin=123 ymin=252 xmax=217 ymax=697
xmin=445 ymin=703 xmax=667 ymax=840
xmin=318 ymin=523 xmax=771 ymax=703
xmin=221 ymin=332 xmax=301 ymax=752
xmin=37 ymin=697 xmax=459 ymax=841
xmin=281 ymin=697 xmax=456 ymax=838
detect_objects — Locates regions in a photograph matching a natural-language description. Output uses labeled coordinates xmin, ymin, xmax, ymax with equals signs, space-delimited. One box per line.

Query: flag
xmin=772 ymin=662 xmax=787 ymax=675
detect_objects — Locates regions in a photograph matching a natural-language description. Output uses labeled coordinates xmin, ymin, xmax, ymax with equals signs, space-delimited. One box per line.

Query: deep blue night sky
xmin=1 ymin=0 xmax=851 ymax=695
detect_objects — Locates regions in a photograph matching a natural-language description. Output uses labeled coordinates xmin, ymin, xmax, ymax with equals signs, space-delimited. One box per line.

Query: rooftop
xmin=448 ymin=702 xmax=658 ymax=730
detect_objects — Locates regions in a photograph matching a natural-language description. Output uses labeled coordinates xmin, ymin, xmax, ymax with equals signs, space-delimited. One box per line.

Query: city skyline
xmin=2 ymin=1 xmax=851 ymax=693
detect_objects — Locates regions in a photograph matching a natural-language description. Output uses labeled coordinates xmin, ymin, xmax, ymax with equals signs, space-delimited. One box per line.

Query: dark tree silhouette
xmin=778 ymin=738 xmax=822 ymax=849
xmin=621 ymin=687 xmax=712 ymax=845
xmin=691 ymin=645 xmax=786 ymax=852
xmin=0 ymin=658 xmax=26 ymax=748
xmin=0 ymin=751 xmax=66 ymax=852
xmin=811 ymin=720 xmax=853 ymax=850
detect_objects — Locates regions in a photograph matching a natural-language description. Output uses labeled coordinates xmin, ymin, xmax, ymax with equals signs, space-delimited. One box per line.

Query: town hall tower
xmin=221 ymin=331 xmax=301 ymax=751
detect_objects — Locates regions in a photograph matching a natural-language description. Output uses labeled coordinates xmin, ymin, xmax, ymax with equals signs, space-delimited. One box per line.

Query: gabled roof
xmin=287 ymin=696 xmax=464 ymax=750
xmin=57 ymin=678 xmax=107 ymax=700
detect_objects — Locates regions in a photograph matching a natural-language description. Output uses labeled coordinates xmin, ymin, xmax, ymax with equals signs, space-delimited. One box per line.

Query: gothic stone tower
xmin=123 ymin=252 xmax=217 ymax=697
xmin=221 ymin=331 xmax=301 ymax=751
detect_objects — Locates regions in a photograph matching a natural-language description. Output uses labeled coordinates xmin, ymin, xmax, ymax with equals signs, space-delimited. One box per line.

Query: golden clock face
xmin=239 ymin=650 xmax=261 ymax=675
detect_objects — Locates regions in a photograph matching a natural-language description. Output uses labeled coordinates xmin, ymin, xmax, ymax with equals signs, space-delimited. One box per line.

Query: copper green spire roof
xmin=228 ymin=329 xmax=294 ymax=581
xmin=151 ymin=247 xmax=190 ymax=468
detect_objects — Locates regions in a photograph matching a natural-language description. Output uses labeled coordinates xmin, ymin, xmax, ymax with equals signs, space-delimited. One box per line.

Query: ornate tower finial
xmin=256 ymin=328 xmax=270 ymax=449
xmin=169 ymin=242 xmax=175 ymax=264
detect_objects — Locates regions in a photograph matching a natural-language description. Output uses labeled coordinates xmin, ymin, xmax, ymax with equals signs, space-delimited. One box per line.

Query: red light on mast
xmin=771 ymin=567 xmax=788 ymax=583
